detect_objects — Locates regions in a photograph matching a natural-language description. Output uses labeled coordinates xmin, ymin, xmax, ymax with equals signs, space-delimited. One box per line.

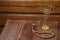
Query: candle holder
xmin=32 ymin=4 xmax=55 ymax=39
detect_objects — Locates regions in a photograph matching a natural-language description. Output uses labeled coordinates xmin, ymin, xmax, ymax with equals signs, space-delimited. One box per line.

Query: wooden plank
xmin=0 ymin=1 xmax=60 ymax=13
xmin=0 ymin=20 xmax=25 ymax=40
xmin=0 ymin=1 xmax=60 ymax=7
xmin=0 ymin=14 xmax=60 ymax=25
xmin=0 ymin=0 xmax=60 ymax=1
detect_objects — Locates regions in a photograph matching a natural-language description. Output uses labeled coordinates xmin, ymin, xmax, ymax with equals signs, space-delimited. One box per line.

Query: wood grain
xmin=0 ymin=1 xmax=60 ymax=13
xmin=0 ymin=14 xmax=60 ymax=25
xmin=0 ymin=20 xmax=25 ymax=40
xmin=0 ymin=20 xmax=59 ymax=40
xmin=0 ymin=13 xmax=60 ymax=34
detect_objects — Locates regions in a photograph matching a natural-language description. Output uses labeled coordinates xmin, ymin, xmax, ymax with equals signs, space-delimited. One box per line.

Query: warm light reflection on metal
xmin=42 ymin=25 xmax=50 ymax=31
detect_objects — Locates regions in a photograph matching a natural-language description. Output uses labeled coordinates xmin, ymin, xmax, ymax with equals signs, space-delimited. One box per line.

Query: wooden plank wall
xmin=0 ymin=1 xmax=60 ymax=25
xmin=0 ymin=1 xmax=60 ymax=13
xmin=0 ymin=1 xmax=60 ymax=34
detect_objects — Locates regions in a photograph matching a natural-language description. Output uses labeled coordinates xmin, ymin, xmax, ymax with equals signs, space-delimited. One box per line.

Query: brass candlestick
xmin=32 ymin=4 xmax=55 ymax=39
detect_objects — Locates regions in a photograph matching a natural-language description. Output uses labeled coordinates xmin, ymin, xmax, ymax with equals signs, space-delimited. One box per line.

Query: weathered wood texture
xmin=0 ymin=0 xmax=60 ymax=1
xmin=0 ymin=14 xmax=60 ymax=25
xmin=0 ymin=20 xmax=59 ymax=40
xmin=0 ymin=20 xmax=25 ymax=40
xmin=0 ymin=1 xmax=60 ymax=25
xmin=0 ymin=1 xmax=60 ymax=13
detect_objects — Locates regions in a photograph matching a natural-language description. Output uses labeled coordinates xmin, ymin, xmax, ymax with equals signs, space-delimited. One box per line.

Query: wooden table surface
xmin=0 ymin=20 xmax=59 ymax=40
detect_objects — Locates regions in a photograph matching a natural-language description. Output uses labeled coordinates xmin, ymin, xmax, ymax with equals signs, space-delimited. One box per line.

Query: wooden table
xmin=0 ymin=20 xmax=59 ymax=40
